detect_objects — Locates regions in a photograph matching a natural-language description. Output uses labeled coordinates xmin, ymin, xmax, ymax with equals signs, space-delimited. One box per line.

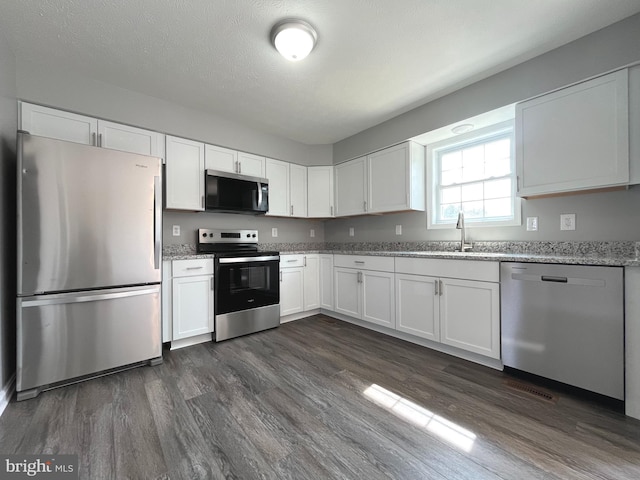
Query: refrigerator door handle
xmin=20 ymin=286 xmax=160 ymax=307
xmin=154 ymin=176 xmax=162 ymax=269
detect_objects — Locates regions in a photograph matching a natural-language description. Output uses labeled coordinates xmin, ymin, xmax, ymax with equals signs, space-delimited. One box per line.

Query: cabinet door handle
xmin=330 ymin=205 xmax=334 ymax=216
xmin=304 ymin=256 xmax=307 ymax=267
xmin=290 ymin=205 xmax=294 ymax=216
xmin=357 ymin=271 xmax=363 ymax=283
xmin=238 ymin=161 xmax=242 ymax=174
xmin=439 ymin=280 xmax=443 ymax=296
xmin=211 ymin=277 xmax=214 ymax=290
xmin=98 ymin=133 xmax=103 ymax=147
xmin=363 ymin=201 xmax=367 ymax=212
xmin=434 ymin=280 xmax=439 ymax=296
xmin=202 ymin=195 xmax=205 ymax=209
xmin=280 ymin=271 xmax=283 ymax=282
xmin=92 ymin=132 xmax=96 ymax=146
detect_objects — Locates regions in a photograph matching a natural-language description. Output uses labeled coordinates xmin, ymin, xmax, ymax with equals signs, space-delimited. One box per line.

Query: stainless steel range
xmin=197 ymin=228 xmax=280 ymax=341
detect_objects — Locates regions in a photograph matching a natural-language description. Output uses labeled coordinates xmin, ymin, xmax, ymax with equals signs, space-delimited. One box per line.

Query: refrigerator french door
xmin=16 ymin=132 xmax=162 ymax=400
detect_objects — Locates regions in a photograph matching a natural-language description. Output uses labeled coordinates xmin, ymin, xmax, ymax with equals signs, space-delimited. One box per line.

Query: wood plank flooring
xmin=1 ymin=314 xmax=640 ymax=479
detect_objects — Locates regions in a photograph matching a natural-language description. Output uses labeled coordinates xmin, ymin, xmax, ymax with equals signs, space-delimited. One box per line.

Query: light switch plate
xmin=349 ymin=227 xmax=355 ymax=237
xmin=560 ymin=213 xmax=576 ymax=231
xmin=271 ymin=227 xmax=278 ymax=237
xmin=172 ymin=225 xmax=180 ymax=236
xmin=526 ymin=217 xmax=538 ymax=231
xmin=395 ymin=225 xmax=402 ymax=235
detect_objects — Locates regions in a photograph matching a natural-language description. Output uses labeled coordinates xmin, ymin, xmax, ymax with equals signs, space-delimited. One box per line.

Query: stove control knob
xmin=202 ymin=233 xmax=207 ymax=237
xmin=246 ymin=234 xmax=251 ymax=238
xmin=252 ymin=234 xmax=257 ymax=238
xmin=209 ymin=233 xmax=214 ymax=237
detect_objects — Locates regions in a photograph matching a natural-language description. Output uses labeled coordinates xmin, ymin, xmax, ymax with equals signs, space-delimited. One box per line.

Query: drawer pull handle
xmin=287 ymin=259 xmax=297 ymax=263
xmin=186 ymin=266 xmax=204 ymax=270
xmin=354 ymin=261 xmax=365 ymax=264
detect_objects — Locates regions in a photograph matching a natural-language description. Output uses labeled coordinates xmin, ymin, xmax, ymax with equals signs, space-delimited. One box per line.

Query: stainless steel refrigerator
xmin=16 ymin=131 xmax=163 ymax=400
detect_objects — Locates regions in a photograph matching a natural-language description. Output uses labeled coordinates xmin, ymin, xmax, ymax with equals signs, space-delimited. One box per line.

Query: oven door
xmin=215 ymin=255 xmax=280 ymax=315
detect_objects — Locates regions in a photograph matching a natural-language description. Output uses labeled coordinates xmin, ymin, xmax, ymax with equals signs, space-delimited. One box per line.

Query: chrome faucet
xmin=456 ymin=212 xmax=473 ymax=252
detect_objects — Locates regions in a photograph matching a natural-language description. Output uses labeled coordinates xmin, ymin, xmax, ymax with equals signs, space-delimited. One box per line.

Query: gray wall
xmin=0 ymin=29 xmax=16 ymax=395
xmin=15 ymin=60 xmax=333 ymax=167
xmin=163 ymin=211 xmax=325 ymax=246
xmin=326 ymin=13 xmax=640 ymax=243
xmin=334 ymin=13 xmax=640 ymax=162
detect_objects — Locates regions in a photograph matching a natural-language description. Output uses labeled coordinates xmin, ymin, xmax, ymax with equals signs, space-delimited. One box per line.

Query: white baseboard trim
xmin=280 ymin=309 xmax=320 ymax=323
xmin=0 ymin=373 xmax=16 ymax=418
xmin=169 ymin=333 xmax=213 ymax=350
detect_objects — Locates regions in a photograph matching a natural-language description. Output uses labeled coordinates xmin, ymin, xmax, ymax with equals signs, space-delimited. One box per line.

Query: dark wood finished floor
xmin=1 ymin=315 xmax=640 ymax=479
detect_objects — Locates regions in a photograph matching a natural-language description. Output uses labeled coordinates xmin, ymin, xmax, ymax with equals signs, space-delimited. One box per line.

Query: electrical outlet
xmin=395 ymin=225 xmax=402 ymax=235
xmin=349 ymin=227 xmax=355 ymax=237
xmin=271 ymin=227 xmax=278 ymax=237
xmin=172 ymin=225 xmax=180 ymax=236
xmin=310 ymin=229 xmax=315 ymax=238
xmin=560 ymin=213 xmax=576 ymax=231
xmin=526 ymin=217 xmax=538 ymax=231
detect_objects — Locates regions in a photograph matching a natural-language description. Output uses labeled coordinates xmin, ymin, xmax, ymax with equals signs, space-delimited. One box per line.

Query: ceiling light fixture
xmin=451 ymin=124 xmax=474 ymax=134
xmin=270 ymin=19 xmax=317 ymax=62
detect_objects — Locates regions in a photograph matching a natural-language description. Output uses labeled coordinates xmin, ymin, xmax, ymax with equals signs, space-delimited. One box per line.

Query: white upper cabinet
xmin=20 ymin=103 xmax=164 ymax=158
xmin=21 ymin=102 xmax=97 ymax=146
xmin=98 ymin=120 xmax=164 ymax=158
xmin=165 ymin=135 xmax=205 ymax=211
xmin=265 ymin=158 xmax=307 ymax=217
xmin=265 ymin=158 xmax=290 ymax=216
xmin=368 ymin=142 xmax=425 ymax=213
xmin=335 ymin=156 xmax=367 ymax=216
xmin=237 ymin=152 xmax=266 ymax=177
xmin=516 ymin=70 xmax=629 ymax=197
xmin=205 ymin=144 xmax=237 ymax=173
xmin=289 ymin=163 xmax=308 ymax=217
xmin=307 ymin=166 xmax=335 ymax=218
xmin=205 ymin=146 xmax=265 ymax=178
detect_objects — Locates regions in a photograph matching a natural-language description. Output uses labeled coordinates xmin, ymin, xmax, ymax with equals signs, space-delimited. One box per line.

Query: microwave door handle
xmin=257 ymin=182 xmax=263 ymax=208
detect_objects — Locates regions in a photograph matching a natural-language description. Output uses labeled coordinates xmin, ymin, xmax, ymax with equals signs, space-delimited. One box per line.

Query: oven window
xmin=216 ymin=260 xmax=279 ymax=314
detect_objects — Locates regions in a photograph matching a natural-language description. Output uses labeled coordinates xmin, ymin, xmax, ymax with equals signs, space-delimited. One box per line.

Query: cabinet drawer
xmin=280 ymin=254 xmax=305 ymax=268
xmin=172 ymin=259 xmax=214 ymax=277
xmin=334 ymin=254 xmax=394 ymax=273
xmin=395 ymin=257 xmax=498 ymax=283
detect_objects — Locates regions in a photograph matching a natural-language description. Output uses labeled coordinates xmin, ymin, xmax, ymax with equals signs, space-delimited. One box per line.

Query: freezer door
xmin=17 ymin=285 xmax=161 ymax=393
xmin=18 ymin=133 xmax=162 ymax=295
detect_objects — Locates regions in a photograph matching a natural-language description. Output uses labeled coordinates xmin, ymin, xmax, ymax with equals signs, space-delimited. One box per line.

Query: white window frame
xmin=427 ymin=120 xmax=521 ymax=229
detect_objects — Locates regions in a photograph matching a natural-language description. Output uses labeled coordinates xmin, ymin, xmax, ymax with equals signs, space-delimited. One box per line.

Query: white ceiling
xmin=1 ymin=1 xmax=640 ymax=145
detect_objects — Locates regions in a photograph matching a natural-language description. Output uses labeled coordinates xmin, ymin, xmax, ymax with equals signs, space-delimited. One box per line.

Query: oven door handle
xmin=218 ymin=255 xmax=280 ymax=264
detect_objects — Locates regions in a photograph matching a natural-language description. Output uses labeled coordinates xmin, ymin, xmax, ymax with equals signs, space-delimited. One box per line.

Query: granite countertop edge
xmin=163 ymin=250 xmax=640 ymax=266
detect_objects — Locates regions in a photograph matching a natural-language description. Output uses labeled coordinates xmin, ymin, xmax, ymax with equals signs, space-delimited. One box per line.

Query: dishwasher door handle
xmin=541 ymin=275 xmax=568 ymax=283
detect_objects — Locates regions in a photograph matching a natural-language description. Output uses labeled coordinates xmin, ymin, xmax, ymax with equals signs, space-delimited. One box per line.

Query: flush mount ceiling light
xmin=270 ymin=19 xmax=317 ymax=62
xmin=451 ymin=124 xmax=474 ymax=134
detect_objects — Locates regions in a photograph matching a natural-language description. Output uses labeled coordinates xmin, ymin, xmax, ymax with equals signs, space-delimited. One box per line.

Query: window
xmin=427 ymin=120 xmax=520 ymax=228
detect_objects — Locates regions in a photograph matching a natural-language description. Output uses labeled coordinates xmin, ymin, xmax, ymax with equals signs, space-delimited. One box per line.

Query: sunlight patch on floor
xmin=363 ymin=383 xmax=476 ymax=452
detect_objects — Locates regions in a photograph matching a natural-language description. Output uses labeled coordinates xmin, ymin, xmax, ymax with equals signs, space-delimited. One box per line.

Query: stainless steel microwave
xmin=205 ymin=169 xmax=269 ymax=214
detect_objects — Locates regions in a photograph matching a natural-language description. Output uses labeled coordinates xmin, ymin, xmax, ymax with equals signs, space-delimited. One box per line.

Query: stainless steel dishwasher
xmin=501 ymin=262 xmax=624 ymax=400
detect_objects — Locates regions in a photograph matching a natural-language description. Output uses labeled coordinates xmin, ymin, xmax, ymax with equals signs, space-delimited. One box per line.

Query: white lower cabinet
xmin=280 ymin=254 xmax=320 ymax=318
xmin=395 ymin=258 xmax=500 ymax=360
xmin=162 ymin=258 xmax=214 ymax=348
xmin=333 ymin=255 xmax=395 ymax=329
xmin=319 ymin=254 xmax=334 ymax=310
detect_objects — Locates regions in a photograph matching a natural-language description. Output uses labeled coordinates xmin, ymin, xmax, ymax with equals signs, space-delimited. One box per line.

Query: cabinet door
xmin=308 ymin=166 xmax=334 ymax=217
xmin=368 ymin=143 xmax=410 ymax=213
xmin=516 ymin=70 xmax=629 ymax=196
xmin=280 ymin=267 xmax=304 ymax=316
xmin=165 ymin=135 xmax=205 ymax=210
xmin=20 ymin=102 xmax=97 ymax=145
xmin=289 ymin=163 xmax=308 ymax=217
xmin=395 ymin=273 xmax=439 ymax=342
xmin=172 ymin=275 xmax=214 ymax=340
xmin=237 ymin=152 xmax=265 ymax=177
xmin=334 ymin=268 xmax=361 ymax=318
xmin=335 ymin=157 xmax=367 ymax=216
xmin=319 ymin=254 xmax=334 ymax=310
xmin=205 ymin=144 xmax=237 ymax=173
xmin=362 ymin=270 xmax=395 ymax=329
xmin=265 ymin=158 xmax=290 ymax=216
xmin=440 ymin=278 xmax=500 ymax=359
xmin=303 ymin=255 xmax=320 ymax=310
xmin=98 ymin=120 xmax=164 ymax=158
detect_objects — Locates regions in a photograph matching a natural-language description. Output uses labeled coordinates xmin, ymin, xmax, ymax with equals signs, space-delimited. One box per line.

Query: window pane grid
xmin=434 ymin=130 xmax=514 ymax=225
